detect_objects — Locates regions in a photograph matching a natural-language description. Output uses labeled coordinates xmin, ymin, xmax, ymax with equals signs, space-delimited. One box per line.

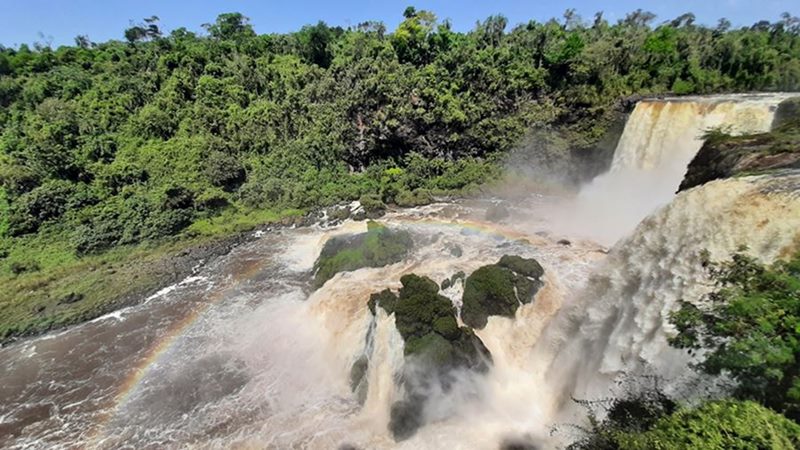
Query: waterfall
xmin=551 ymin=94 xmax=794 ymax=246
xmin=535 ymin=171 xmax=800 ymax=432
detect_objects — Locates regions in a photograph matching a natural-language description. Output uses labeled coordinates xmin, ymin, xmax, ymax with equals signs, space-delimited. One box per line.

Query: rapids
xmin=2 ymin=94 xmax=799 ymax=449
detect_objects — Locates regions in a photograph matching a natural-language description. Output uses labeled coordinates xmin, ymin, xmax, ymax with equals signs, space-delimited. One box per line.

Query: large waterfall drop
xmin=551 ymin=93 xmax=795 ymax=246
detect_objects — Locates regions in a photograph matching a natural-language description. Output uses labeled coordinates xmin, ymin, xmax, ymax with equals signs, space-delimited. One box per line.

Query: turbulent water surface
xmin=2 ymin=94 xmax=799 ymax=449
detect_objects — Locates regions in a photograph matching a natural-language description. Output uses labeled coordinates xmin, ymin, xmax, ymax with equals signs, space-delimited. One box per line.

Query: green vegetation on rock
xmin=679 ymin=99 xmax=800 ymax=191
xmin=313 ymin=221 xmax=412 ymax=288
xmin=363 ymin=273 xmax=492 ymax=440
xmin=367 ymin=288 xmax=397 ymax=315
xmin=461 ymin=255 xmax=544 ymax=329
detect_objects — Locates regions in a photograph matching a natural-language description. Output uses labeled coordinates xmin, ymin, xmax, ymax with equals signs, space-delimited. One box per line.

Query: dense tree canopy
xmin=0 ymin=9 xmax=798 ymax=269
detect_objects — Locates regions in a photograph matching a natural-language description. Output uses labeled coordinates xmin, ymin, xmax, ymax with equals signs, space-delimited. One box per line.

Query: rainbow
xmin=87 ymin=256 xmax=265 ymax=445
xmin=87 ymin=215 xmax=542 ymax=444
xmin=391 ymin=214 xmax=548 ymax=245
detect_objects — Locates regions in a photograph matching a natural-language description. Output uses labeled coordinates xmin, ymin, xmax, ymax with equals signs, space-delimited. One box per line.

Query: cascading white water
xmin=533 ymin=172 xmax=800 ymax=440
xmin=550 ymin=93 xmax=795 ymax=246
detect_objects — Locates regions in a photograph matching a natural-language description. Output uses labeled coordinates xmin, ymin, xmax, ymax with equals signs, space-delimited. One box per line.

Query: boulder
xmin=366 ymin=274 xmax=492 ymax=440
xmin=440 ymin=270 xmax=466 ymax=290
xmin=461 ymin=255 xmax=544 ymax=329
xmin=313 ymin=221 xmax=412 ymax=288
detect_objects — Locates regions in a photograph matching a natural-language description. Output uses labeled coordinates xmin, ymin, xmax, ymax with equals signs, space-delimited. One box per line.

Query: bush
xmin=616 ymin=401 xmax=800 ymax=450
xmin=205 ymin=151 xmax=246 ymax=191
xmin=7 ymin=180 xmax=76 ymax=236
xmin=669 ymin=252 xmax=800 ymax=420
xmin=9 ymin=256 xmax=40 ymax=275
xmin=395 ymin=188 xmax=434 ymax=207
xmin=358 ymin=193 xmax=386 ymax=218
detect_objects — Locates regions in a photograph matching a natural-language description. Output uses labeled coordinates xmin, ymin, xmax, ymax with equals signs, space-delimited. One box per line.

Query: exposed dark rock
xmin=772 ymin=97 xmax=800 ymax=129
xmin=57 ymin=292 xmax=84 ymax=305
xmin=557 ymin=239 xmax=571 ymax=246
xmin=680 ymin=101 xmax=800 ymax=192
xmin=367 ymin=288 xmax=398 ymax=315
xmin=349 ymin=355 xmax=369 ymax=405
xmin=500 ymin=437 xmax=540 ymax=450
xmin=389 ymin=398 xmax=425 ymax=441
xmin=440 ymin=271 xmax=466 ymax=290
xmin=447 ymin=243 xmax=463 ymax=257
xmin=313 ymin=221 xmax=412 ymax=289
xmin=461 ymin=255 xmax=545 ymax=329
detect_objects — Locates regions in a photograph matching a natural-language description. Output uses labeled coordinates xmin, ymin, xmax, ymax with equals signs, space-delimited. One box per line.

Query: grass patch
xmin=186 ymin=207 xmax=304 ymax=236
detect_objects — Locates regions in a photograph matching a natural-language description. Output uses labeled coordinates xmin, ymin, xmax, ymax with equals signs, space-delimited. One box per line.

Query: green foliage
xmin=368 ymin=288 xmax=397 ymax=315
xmin=669 ymin=252 xmax=800 ymax=420
xmin=0 ymin=187 xmax=9 ymax=237
xmin=6 ymin=180 xmax=81 ymax=236
xmin=358 ymin=193 xmax=386 ymax=217
xmin=615 ymin=401 xmax=800 ymax=450
xmin=395 ymin=188 xmax=433 ymax=207
xmin=313 ymin=221 xmax=412 ymax=288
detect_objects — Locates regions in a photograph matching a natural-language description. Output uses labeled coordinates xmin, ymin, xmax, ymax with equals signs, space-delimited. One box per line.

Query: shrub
xmin=9 ymin=256 xmax=40 ymax=275
xmin=616 ymin=401 xmax=800 ymax=450
xmin=6 ymin=180 xmax=76 ymax=236
xmin=205 ymin=151 xmax=246 ymax=191
xmin=395 ymin=188 xmax=434 ymax=207
xmin=358 ymin=193 xmax=386 ymax=217
xmin=669 ymin=252 xmax=800 ymax=420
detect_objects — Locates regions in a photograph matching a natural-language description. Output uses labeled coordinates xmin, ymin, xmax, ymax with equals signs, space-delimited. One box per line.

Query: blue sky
xmin=1 ymin=0 xmax=797 ymax=48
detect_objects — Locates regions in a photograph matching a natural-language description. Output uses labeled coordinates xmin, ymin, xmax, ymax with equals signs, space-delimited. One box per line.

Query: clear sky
xmin=1 ymin=0 xmax=797 ymax=48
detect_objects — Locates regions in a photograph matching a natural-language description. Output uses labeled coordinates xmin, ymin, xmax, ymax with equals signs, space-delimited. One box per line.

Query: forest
xmin=0 ymin=8 xmax=799 ymax=329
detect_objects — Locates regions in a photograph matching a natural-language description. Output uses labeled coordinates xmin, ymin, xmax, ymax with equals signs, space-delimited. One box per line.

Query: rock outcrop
xmin=679 ymin=97 xmax=800 ymax=192
xmin=461 ymin=255 xmax=544 ymax=329
xmin=312 ymin=221 xmax=412 ymax=288
xmin=356 ymin=274 xmax=492 ymax=441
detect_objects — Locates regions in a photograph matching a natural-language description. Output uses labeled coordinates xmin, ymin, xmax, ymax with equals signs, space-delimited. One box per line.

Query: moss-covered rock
xmin=365 ymin=273 xmax=492 ymax=441
xmin=461 ymin=255 xmax=544 ymax=329
xmin=440 ymin=270 xmax=466 ymax=290
xmin=313 ymin=221 xmax=412 ymax=288
xmin=367 ymin=288 xmax=398 ymax=315
xmin=498 ymin=255 xmax=544 ymax=278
